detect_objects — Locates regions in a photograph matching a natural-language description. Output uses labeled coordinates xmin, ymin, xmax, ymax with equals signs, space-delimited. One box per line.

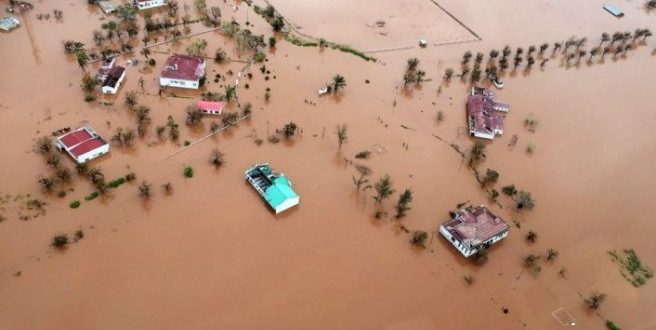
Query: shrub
xmin=85 ymin=191 xmax=99 ymax=201
xmin=282 ymin=122 xmax=297 ymax=138
xmin=107 ymin=177 xmax=126 ymax=188
xmin=52 ymin=234 xmax=69 ymax=248
xmin=268 ymin=36 xmax=276 ymax=48
xmin=254 ymin=52 xmax=266 ymax=62
xmin=606 ymin=320 xmax=621 ymax=330
xmin=184 ymin=166 xmax=194 ymax=178
xmin=502 ymin=185 xmax=517 ymax=196
xmin=75 ymin=230 xmax=84 ymax=240
xmin=355 ymin=150 xmax=371 ymax=159
xmin=411 ymin=231 xmax=428 ymax=247
xmin=515 ymin=191 xmax=535 ymax=210
xmin=148 ymin=58 xmax=156 ymax=66
xmin=69 ymin=200 xmax=81 ymax=209
xmin=125 ymin=172 xmax=137 ymax=182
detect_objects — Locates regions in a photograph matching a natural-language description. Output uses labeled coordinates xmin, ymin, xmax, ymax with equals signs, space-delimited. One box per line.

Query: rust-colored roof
xmin=467 ymin=94 xmax=504 ymax=135
xmin=442 ymin=205 xmax=508 ymax=245
xmin=161 ymin=54 xmax=205 ymax=81
xmin=196 ymin=100 xmax=224 ymax=113
xmin=69 ymin=138 xmax=106 ymax=157
xmin=59 ymin=129 xmax=93 ymax=148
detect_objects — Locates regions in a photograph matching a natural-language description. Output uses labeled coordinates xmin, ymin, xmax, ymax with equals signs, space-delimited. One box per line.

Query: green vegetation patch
xmin=107 ymin=177 xmax=126 ymax=188
xmin=84 ymin=191 xmax=99 ymax=201
xmin=608 ymin=249 xmax=653 ymax=287
xmin=69 ymin=200 xmax=81 ymax=209
xmin=606 ymin=320 xmax=621 ymax=330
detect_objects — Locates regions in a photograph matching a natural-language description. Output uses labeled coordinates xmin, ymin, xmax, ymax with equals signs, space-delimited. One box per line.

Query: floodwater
xmin=1 ymin=0 xmax=655 ymax=329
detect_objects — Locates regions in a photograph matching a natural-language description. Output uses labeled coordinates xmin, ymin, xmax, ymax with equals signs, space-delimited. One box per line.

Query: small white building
xmin=101 ymin=66 xmax=126 ymax=94
xmin=0 ymin=16 xmax=20 ymax=32
xmin=54 ymin=127 xmax=110 ymax=164
xmin=133 ymin=0 xmax=166 ymax=10
xmin=97 ymin=0 xmax=118 ymax=14
xmin=159 ymin=54 xmax=206 ymax=90
xmin=439 ymin=205 xmax=509 ymax=257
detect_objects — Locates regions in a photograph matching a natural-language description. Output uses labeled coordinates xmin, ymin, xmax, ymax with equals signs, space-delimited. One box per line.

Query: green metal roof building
xmin=245 ymin=164 xmax=300 ymax=214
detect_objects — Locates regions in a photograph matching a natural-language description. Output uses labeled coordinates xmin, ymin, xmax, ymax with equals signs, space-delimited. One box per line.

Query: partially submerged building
xmin=0 ymin=16 xmax=20 ymax=32
xmin=97 ymin=0 xmax=118 ymax=14
xmin=97 ymin=57 xmax=126 ymax=94
xmin=439 ymin=205 xmax=509 ymax=257
xmin=54 ymin=127 xmax=110 ymax=164
xmin=245 ymin=163 xmax=300 ymax=214
xmin=134 ymin=0 xmax=166 ymax=10
xmin=196 ymin=100 xmax=224 ymax=115
xmin=159 ymin=54 xmax=206 ymax=89
xmin=467 ymin=87 xmax=510 ymax=140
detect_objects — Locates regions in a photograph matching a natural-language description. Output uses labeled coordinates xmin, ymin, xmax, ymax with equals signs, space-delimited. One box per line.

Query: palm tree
xmin=515 ymin=191 xmax=535 ymax=210
xmin=373 ymin=175 xmax=394 ymax=204
xmin=584 ymin=293 xmax=606 ymax=310
xmin=474 ymin=52 xmax=484 ymax=65
xmin=414 ymin=70 xmax=426 ymax=85
xmin=502 ymin=45 xmax=511 ymax=58
xmin=395 ymin=189 xmax=413 ymax=218
xmin=643 ymin=29 xmax=652 ymax=41
xmin=577 ymin=50 xmax=587 ymax=64
xmin=75 ymin=47 xmax=89 ymax=71
xmin=539 ymin=43 xmax=549 ymax=55
xmin=332 ymin=74 xmax=346 ymax=93
xmin=526 ymin=56 xmax=535 ymax=69
xmin=138 ymin=181 xmax=152 ymax=200
xmin=352 ymin=164 xmax=371 ymax=192
xmin=225 ymin=85 xmax=237 ymax=101
xmin=602 ymin=46 xmax=610 ymax=59
xmin=335 ymin=123 xmax=348 ymax=150
xmin=489 ymin=49 xmax=499 ymax=59
xmin=468 ymin=142 xmax=486 ymax=168
xmin=185 ymin=107 xmax=203 ymax=127
xmin=162 ymin=182 xmax=173 ymax=195
xmin=140 ymin=48 xmax=151 ymax=59
xmin=527 ymin=45 xmax=536 ymax=56
xmin=552 ymin=42 xmax=562 ymax=55
xmin=513 ymin=57 xmax=523 ymax=70
xmin=499 ymin=57 xmax=509 ymax=71
xmin=407 ymin=58 xmax=420 ymax=71
xmin=546 ymin=249 xmax=559 ymax=261
xmin=56 ymin=168 xmax=72 ymax=184
xmin=600 ymin=32 xmax=610 ymax=46
xmin=526 ymin=231 xmax=537 ymax=243
xmin=38 ymin=177 xmax=56 ymax=193
xmin=611 ymin=32 xmax=622 ymax=45
xmin=515 ymin=47 xmax=524 ymax=57
xmin=589 ymin=47 xmax=600 ymax=62
xmin=209 ymin=148 xmax=225 ymax=168
xmin=443 ymin=68 xmax=454 ymax=81
xmin=461 ymin=51 xmax=472 ymax=65
xmin=124 ymin=91 xmax=138 ymax=109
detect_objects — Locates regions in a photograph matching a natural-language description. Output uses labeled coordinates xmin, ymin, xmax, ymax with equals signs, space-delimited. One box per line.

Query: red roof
xmin=161 ymin=54 xmax=205 ymax=81
xmin=196 ymin=100 xmax=224 ymax=113
xmin=59 ymin=129 xmax=93 ymax=148
xmin=443 ymin=206 xmax=509 ymax=245
xmin=468 ymin=94 xmax=504 ymax=135
xmin=69 ymin=138 xmax=107 ymax=157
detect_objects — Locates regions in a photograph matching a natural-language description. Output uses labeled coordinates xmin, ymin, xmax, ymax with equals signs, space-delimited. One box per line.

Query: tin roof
xmin=161 ymin=54 xmax=205 ymax=81
xmin=442 ymin=205 xmax=509 ymax=247
xmin=264 ymin=176 xmax=299 ymax=209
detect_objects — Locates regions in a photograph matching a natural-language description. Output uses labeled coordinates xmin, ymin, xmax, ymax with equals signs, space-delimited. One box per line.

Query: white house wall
xmin=274 ymin=197 xmax=300 ymax=214
xmin=73 ymin=144 xmax=110 ymax=164
xmin=160 ymin=77 xmax=199 ymax=89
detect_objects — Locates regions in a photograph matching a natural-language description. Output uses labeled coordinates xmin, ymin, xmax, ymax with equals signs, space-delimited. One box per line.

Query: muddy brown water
xmin=0 ymin=0 xmax=655 ymax=329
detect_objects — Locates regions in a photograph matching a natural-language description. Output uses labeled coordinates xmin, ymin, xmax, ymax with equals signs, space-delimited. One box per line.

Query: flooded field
xmin=0 ymin=0 xmax=655 ymax=329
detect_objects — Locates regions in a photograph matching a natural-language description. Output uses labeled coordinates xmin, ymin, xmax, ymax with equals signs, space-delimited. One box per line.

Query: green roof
xmin=264 ymin=176 xmax=299 ymax=209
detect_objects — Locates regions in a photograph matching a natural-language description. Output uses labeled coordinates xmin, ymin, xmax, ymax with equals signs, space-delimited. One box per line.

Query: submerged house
xmin=467 ymin=87 xmax=510 ymax=140
xmin=439 ymin=205 xmax=509 ymax=257
xmin=97 ymin=57 xmax=126 ymax=94
xmin=54 ymin=126 xmax=110 ymax=164
xmin=97 ymin=0 xmax=118 ymax=14
xmin=0 ymin=16 xmax=20 ymax=32
xmin=196 ymin=100 xmax=224 ymax=115
xmin=245 ymin=163 xmax=300 ymax=214
xmin=133 ymin=0 xmax=166 ymax=10
xmin=159 ymin=54 xmax=206 ymax=89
